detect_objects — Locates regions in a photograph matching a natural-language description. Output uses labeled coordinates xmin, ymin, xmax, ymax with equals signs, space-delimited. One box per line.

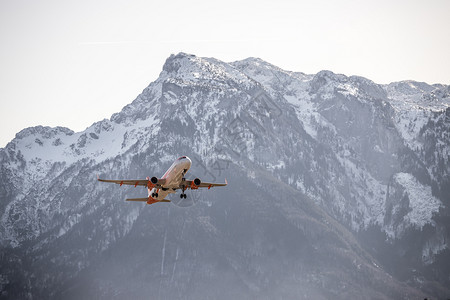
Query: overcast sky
xmin=1 ymin=0 xmax=449 ymax=147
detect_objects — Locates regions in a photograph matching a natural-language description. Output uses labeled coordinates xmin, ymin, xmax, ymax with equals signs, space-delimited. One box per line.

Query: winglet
xmin=97 ymin=174 xmax=100 ymax=181
xmin=225 ymin=178 xmax=228 ymax=185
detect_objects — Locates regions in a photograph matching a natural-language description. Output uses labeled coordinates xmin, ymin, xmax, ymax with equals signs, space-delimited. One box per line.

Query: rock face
xmin=0 ymin=52 xmax=449 ymax=299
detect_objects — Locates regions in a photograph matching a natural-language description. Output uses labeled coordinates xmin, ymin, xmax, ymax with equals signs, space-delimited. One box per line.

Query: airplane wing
xmin=97 ymin=178 xmax=154 ymax=188
xmin=185 ymin=179 xmax=228 ymax=190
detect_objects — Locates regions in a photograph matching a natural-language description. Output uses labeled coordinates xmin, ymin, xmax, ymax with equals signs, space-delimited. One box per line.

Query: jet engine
xmin=150 ymin=177 xmax=166 ymax=185
xmin=192 ymin=178 xmax=201 ymax=187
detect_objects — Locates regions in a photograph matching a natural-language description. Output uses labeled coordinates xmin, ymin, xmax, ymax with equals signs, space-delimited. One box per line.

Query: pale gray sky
xmin=1 ymin=0 xmax=449 ymax=147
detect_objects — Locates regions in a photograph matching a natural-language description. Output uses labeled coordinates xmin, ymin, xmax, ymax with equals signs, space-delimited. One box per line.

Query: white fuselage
xmin=149 ymin=156 xmax=192 ymax=200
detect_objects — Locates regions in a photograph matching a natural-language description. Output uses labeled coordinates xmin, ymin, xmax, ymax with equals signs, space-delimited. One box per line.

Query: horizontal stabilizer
xmin=126 ymin=198 xmax=148 ymax=202
xmin=126 ymin=198 xmax=171 ymax=203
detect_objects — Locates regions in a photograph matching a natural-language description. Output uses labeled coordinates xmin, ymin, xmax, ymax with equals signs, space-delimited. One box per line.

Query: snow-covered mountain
xmin=0 ymin=52 xmax=449 ymax=299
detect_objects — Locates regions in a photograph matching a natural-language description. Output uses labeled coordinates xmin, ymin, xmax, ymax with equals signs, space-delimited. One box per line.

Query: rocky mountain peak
xmin=162 ymin=52 xmax=197 ymax=73
xmin=13 ymin=126 xmax=74 ymax=143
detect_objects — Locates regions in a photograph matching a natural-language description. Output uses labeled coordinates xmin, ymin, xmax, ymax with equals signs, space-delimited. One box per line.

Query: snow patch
xmin=393 ymin=173 xmax=441 ymax=229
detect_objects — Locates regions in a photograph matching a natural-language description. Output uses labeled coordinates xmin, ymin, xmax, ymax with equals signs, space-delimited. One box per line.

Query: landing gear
xmin=151 ymin=193 xmax=159 ymax=198
xmin=180 ymin=181 xmax=187 ymax=199
xmin=181 ymin=169 xmax=187 ymax=182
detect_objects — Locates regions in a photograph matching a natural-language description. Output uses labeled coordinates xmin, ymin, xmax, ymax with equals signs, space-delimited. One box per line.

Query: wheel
xmin=155 ymin=193 xmax=158 ymax=198
xmin=183 ymin=194 xmax=187 ymax=199
xmin=180 ymin=194 xmax=184 ymax=199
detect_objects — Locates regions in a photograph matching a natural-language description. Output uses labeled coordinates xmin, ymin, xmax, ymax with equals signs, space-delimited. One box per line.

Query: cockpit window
xmin=178 ymin=156 xmax=187 ymax=160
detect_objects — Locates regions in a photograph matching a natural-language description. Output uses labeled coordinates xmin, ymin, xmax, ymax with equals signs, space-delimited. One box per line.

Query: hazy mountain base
xmin=49 ymin=166 xmax=424 ymax=300
xmin=0 ymin=162 xmax=427 ymax=300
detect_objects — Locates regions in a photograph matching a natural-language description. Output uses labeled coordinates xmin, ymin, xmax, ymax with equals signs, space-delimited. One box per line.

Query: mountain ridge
xmin=1 ymin=52 xmax=449 ymax=299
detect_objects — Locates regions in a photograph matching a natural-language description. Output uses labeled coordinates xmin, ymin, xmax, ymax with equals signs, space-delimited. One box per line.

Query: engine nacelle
xmin=150 ymin=177 xmax=166 ymax=185
xmin=193 ymin=178 xmax=201 ymax=186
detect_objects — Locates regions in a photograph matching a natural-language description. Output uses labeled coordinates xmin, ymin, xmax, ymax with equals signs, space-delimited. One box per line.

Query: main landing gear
xmin=180 ymin=170 xmax=188 ymax=198
xmin=151 ymin=192 xmax=159 ymax=198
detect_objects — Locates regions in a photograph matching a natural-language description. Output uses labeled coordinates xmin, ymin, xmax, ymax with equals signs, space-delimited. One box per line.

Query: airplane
xmin=97 ymin=156 xmax=227 ymax=205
